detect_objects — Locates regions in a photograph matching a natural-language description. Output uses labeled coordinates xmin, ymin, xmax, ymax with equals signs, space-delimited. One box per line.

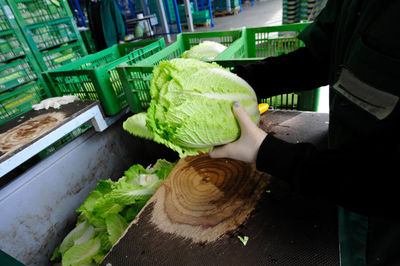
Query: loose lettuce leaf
xmin=62 ymin=238 xmax=101 ymax=266
xmin=105 ymin=213 xmax=129 ymax=245
xmin=123 ymin=164 xmax=149 ymax=184
xmin=59 ymin=221 xmax=90 ymax=255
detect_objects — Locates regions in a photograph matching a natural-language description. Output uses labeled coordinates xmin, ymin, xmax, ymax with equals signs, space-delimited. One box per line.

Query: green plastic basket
xmin=0 ymin=56 xmax=39 ymax=93
xmin=0 ymin=30 xmax=26 ymax=62
xmin=117 ymin=30 xmax=243 ymax=113
xmin=37 ymin=41 xmax=88 ymax=71
xmin=220 ymin=23 xmax=320 ymax=111
xmin=0 ymin=79 xmax=46 ymax=125
xmin=22 ymin=18 xmax=81 ymax=51
xmin=7 ymin=0 xmax=70 ymax=26
xmin=45 ymin=39 xmax=166 ymax=116
xmin=213 ymin=0 xmax=241 ymax=11
xmin=0 ymin=2 xmax=30 ymax=63
xmin=192 ymin=10 xmax=211 ymax=25
xmin=222 ymin=23 xmax=310 ymax=59
xmin=0 ymin=6 xmax=11 ymax=31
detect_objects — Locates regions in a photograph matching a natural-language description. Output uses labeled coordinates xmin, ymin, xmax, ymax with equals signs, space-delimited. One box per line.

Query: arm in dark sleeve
xmin=233 ymin=47 xmax=330 ymax=98
xmin=233 ymin=0 xmax=341 ymax=98
xmin=256 ymin=133 xmax=400 ymax=220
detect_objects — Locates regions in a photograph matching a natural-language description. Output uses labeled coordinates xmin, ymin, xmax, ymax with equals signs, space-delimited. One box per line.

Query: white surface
xmin=317 ymin=85 xmax=329 ymax=113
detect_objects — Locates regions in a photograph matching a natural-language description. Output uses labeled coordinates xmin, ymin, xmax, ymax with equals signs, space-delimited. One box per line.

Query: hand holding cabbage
xmin=209 ymin=101 xmax=267 ymax=163
xmin=124 ymin=58 xmax=260 ymax=157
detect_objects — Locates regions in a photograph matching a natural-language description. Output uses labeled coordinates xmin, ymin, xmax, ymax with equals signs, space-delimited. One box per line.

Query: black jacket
xmin=234 ymin=0 xmax=400 ymax=220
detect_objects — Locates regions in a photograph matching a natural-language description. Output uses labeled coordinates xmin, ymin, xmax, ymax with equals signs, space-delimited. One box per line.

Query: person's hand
xmin=118 ymin=40 xmax=125 ymax=44
xmin=209 ymin=101 xmax=267 ymax=163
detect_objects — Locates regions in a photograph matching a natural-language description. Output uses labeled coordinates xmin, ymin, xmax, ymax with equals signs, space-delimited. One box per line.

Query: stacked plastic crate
xmin=212 ymin=0 xmax=241 ymax=15
xmin=282 ymin=0 xmax=315 ymax=24
xmin=0 ymin=1 xmax=48 ymax=125
xmin=6 ymin=0 xmax=88 ymax=72
xmin=139 ymin=0 xmax=212 ymax=29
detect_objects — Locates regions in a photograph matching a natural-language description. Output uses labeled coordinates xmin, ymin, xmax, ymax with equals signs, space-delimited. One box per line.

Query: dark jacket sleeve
xmin=233 ymin=47 xmax=330 ymax=98
xmin=256 ymin=132 xmax=400 ymax=220
xmin=233 ymin=0 xmax=341 ymax=98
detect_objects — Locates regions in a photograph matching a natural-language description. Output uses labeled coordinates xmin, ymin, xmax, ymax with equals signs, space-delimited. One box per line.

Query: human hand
xmin=118 ymin=40 xmax=125 ymax=44
xmin=209 ymin=101 xmax=267 ymax=163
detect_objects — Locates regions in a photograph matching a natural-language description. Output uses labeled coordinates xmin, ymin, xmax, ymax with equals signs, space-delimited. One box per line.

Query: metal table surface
xmin=101 ymin=110 xmax=339 ymax=266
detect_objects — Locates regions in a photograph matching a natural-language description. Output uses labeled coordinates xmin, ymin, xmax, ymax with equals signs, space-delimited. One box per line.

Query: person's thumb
xmin=232 ymin=101 xmax=254 ymax=133
xmin=209 ymin=143 xmax=232 ymax=159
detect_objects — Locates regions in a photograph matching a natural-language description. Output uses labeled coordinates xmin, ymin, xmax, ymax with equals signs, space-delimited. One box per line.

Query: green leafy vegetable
xmin=181 ymin=41 xmax=227 ymax=60
xmin=51 ymin=159 xmax=176 ymax=265
xmin=105 ymin=213 xmax=129 ymax=245
xmin=59 ymin=221 xmax=91 ymax=255
xmin=124 ymin=58 xmax=260 ymax=157
xmin=62 ymin=238 xmax=101 ymax=266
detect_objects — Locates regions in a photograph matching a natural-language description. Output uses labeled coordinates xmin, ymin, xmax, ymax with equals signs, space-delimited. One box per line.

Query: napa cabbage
xmin=123 ymin=58 xmax=260 ymax=157
xmin=181 ymin=41 xmax=227 ymax=60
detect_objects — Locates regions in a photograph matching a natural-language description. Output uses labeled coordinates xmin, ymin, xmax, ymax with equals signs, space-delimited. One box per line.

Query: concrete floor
xmin=195 ymin=0 xmax=283 ymax=31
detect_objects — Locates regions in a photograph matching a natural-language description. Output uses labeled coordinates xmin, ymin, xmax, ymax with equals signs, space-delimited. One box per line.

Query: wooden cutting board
xmin=101 ymin=154 xmax=271 ymax=264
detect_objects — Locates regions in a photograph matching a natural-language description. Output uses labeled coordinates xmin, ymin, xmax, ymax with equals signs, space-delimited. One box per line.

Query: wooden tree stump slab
xmin=149 ymin=154 xmax=270 ymax=243
xmin=101 ymin=154 xmax=271 ymax=264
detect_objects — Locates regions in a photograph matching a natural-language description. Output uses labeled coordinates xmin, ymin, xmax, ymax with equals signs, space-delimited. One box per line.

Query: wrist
xmin=248 ymin=128 xmax=267 ymax=163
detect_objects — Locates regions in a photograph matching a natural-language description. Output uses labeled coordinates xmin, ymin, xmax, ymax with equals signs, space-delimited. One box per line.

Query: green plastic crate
xmin=0 ymin=56 xmax=39 ymax=92
xmin=0 ymin=30 xmax=26 ymax=62
xmin=192 ymin=10 xmax=211 ymax=25
xmin=7 ymin=0 xmax=70 ymax=26
xmin=213 ymin=0 xmax=241 ymax=11
xmin=45 ymin=39 xmax=166 ymax=116
xmin=0 ymin=2 xmax=30 ymax=63
xmin=220 ymin=23 xmax=320 ymax=111
xmin=37 ymin=41 xmax=88 ymax=71
xmin=22 ymin=18 xmax=81 ymax=51
xmin=116 ymin=30 xmax=244 ymax=113
xmin=222 ymin=23 xmax=310 ymax=58
xmin=0 ymin=4 xmax=11 ymax=32
xmin=0 ymin=79 xmax=46 ymax=125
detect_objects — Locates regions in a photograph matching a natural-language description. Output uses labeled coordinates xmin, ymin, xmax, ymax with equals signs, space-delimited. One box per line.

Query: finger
xmin=209 ymin=144 xmax=231 ymax=159
xmin=233 ymin=101 xmax=256 ymax=131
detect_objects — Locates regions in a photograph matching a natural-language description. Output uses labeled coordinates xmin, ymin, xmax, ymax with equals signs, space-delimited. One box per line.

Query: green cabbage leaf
xmin=181 ymin=41 xmax=227 ymax=60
